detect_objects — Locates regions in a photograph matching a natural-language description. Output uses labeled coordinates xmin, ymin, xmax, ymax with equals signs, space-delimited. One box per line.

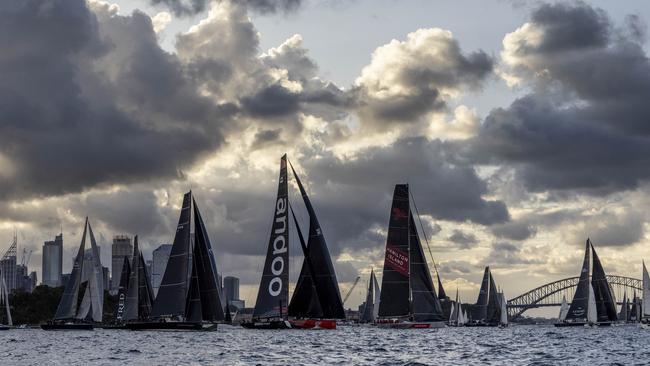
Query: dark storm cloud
xmin=466 ymin=2 xmax=650 ymax=194
xmin=448 ymin=230 xmax=477 ymax=249
xmin=0 ymin=0 xmax=230 ymax=200
xmin=151 ymin=0 xmax=302 ymax=16
xmin=491 ymin=220 xmax=536 ymax=241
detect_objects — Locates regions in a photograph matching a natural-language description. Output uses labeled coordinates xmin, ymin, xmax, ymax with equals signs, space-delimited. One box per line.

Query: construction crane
xmin=342 ymin=276 xmax=361 ymax=305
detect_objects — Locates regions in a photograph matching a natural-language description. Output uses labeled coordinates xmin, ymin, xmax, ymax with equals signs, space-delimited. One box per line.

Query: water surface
xmin=1 ymin=325 xmax=648 ymax=365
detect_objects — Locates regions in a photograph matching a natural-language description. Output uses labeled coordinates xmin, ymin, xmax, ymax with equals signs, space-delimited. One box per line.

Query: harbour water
xmin=1 ymin=325 xmax=649 ymax=365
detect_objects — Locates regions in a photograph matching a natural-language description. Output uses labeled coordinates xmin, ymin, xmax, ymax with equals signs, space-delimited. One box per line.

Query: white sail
xmin=1 ymin=276 xmax=11 ymax=326
xmin=87 ymin=224 xmax=104 ymax=322
xmin=449 ymin=303 xmax=456 ymax=323
xmin=462 ymin=309 xmax=468 ymax=325
xmin=372 ymin=273 xmax=381 ymax=320
xmin=499 ymin=292 xmax=508 ymax=325
xmin=76 ymin=284 xmax=92 ymax=320
xmin=641 ymin=262 xmax=650 ymax=318
xmin=558 ymin=295 xmax=569 ymax=321
xmin=587 ymin=284 xmax=598 ymax=324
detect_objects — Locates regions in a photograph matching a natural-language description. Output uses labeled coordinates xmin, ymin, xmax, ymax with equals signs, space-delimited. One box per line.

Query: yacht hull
xmin=376 ymin=321 xmax=445 ymax=329
xmin=124 ymin=321 xmax=204 ymax=331
xmin=241 ymin=320 xmax=292 ymax=329
xmin=288 ymin=319 xmax=337 ymax=329
xmin=41 ymin=323 xmax=94 ymax=331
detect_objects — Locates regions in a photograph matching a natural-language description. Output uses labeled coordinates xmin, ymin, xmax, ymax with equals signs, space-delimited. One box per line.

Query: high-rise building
xmin=42 ymin=233 xmax=63 ymax=287
xmin=29 ymin=271 xmax=37 ymax=290
xmin=110 ymin=235 xmax=132 ymax=293
xmin=223 ymin=276 xmax=239 ymax=303
xmin=0 ymin=234 xmax=17 ymax=291
xmin=152 ymin=244 xmax=172 ymax=296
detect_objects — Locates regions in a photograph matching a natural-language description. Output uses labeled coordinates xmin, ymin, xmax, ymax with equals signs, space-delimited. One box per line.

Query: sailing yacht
xmin=359 ymin=269 xmax=381 ymax=324
xmin=555 ymin=239 xmax=617 ymax=327
xmin=467 ymin=266 xmax=506 ymax=327
xmin=42 ymin=218 xmax=104 ymax=330
xmin=558 ymin=295 xmax=569 ymax=322
xmin=375 ymin=184 xmax=445 ymax=329
xmin=448 ymin=288 xmax=465 ymax=327
xmin=126 ymin=192 xmax=225 ymax=331
xmin=242 ymin=155 xmax=346 ymax=329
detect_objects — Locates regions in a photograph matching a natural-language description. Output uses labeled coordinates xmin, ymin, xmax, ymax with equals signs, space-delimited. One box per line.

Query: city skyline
xmin=3 ymin=0 xmax=650 ymax=317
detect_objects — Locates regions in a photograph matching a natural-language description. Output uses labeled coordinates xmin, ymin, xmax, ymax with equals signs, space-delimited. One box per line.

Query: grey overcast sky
xmin=2 ymin=0 xmax=650 ymax=315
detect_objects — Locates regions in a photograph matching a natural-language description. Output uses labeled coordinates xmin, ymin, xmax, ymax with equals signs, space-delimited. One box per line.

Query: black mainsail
xmin=565 ymin=240 xmax=591 ymax=321
xmin=152 ymin=193 xmax=192 ymax=318
xmin=288 ymin=163 xmax=345 ymax=319
xmin=378 ymin=184 xmax=411 ymax=318
xmin=590 ymin=241 xmax=617 ymax=322
xmin=54 ymin=218 xmax=88 ymax=320
xmin=124 ymin=236 xmax=154 ymax=322
xmin=115 ymin=256 xmax=131 ymax=323
xmin=486 ymin=270 xmax=501 ymax=324
xmin=252 ymin=155 xmax=290 ymax=319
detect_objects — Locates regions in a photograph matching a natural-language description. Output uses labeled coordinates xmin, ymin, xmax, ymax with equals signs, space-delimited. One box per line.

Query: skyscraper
xmin=110 ymin=235 xmax=132 ymax=293
xmin=223 ymin=276 xmax=239 ymax=303
xmin=0 ymin=234 xmax=17 ymax=291
xmin=42 ymin=233 xmax=63 ymax=287
xmin=151 ymin=244 xmax=172 ymax=296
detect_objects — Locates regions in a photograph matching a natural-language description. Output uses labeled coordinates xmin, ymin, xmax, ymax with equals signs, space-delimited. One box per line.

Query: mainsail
xmin=486 ymin=270 xmax=501 ymax=324
xmin=124 ymin=236 xmax=154 ymax=321
xmin=378 ymin=184 xmax=411 ymax=318
xmin=288 ymin=163 xmax=345 ymax=319
xmin=152 ymin=193 xmax=192 ymax=318
xmin=252 ymin=155 xmax=289 ymax=319
xmin=498 ymin=292 xmax=508 ymax=325
xmin=54 ymin=218 xmax=88 ymax=320
xmin=641 ymin=262 xmax=650 ymax=318
xmin=114 ymin=256 xmax=131 ymax=323
xmin=565 ymin=240 xmax=591 ymax=321
xmin=618 ymin=292 xmax=628 ymax=322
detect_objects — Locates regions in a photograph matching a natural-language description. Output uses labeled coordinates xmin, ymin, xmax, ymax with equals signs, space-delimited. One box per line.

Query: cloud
xmin=466 ymin=2 xmax=650 ymax=195
xmin=491 ymin=220 xmax=537 ymax=241
xmin=448 ymin=229 xmax=477 ymax=249
xmin=353 ymin=28 xmax=493 ymax=131
xmin=0 ymin=0 xmax=231 ymax=201
xmin=151 ymin=0 xmax=303 ymax=16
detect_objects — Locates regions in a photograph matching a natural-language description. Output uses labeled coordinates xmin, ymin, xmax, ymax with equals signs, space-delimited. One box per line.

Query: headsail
xmin=360 ymin=269 xmax=378 ymax=323
xmin=590 ymin=241 xmax=617 ymax=322
xmin=193 ymin=199 xmax=225 ymax=321
xmin=378 ymin=184 xmax=411 ymax=318
xmin=558 ymin=295 xmax=569 ymax=321
xmin=499 ymin=292 xmax=508 ymax=325
xmin=486 ymin=269 xmax=501 ymax=324
xmin=409 ymin=214 xmax=443 ymax=321
xmin=0 ymin=274 xmax=11 ymax=326
xmin=618 ymin=292 xmax=628 ymax=322
xmin=152 ymin=192 xmax=192 ymax=318
xmin=252 ymin=155 xmax=289 ymax=319
xmin=565 ymin=240 xmax=591 ymax=321
xmin=587 ymin=283 xmax=597 ymax=324
xmin=124 ymin=236 xmax=154 ymax=321
xmin=54 ymin=218 xmax=88 ymax=320
xmin=289 ymin=163 xmax=345 ymax=319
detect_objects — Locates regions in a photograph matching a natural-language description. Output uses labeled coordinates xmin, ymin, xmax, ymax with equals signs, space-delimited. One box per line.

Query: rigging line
xmin=408 ymin=186 xmax=440 ymax=278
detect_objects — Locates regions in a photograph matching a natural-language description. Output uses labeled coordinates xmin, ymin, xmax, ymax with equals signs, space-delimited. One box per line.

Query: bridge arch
xmin=507 ymin=275 xmax=641 ymax=320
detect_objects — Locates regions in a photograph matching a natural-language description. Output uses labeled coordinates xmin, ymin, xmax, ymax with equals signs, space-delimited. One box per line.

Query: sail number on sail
xmin=269 ymin=197 xmax=288 ymax=297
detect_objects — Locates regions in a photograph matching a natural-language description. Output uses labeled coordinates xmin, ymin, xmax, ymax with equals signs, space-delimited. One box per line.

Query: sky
xmin=2 ymin=0 xmax=650 ymax=316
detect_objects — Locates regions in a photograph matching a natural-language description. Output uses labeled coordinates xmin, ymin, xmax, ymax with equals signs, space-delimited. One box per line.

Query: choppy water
xmin=0 ymin=325 xmax=649 ymax=365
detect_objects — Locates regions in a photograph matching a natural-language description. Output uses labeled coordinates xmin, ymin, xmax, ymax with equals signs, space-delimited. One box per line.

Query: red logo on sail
xmin=385 ymin=245 xmax=408 ymax=276
xmin=392 ymin=207 xmax=408 ymax=220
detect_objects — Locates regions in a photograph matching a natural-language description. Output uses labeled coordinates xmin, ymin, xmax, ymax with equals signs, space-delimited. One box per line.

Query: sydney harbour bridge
xmin=507 ymin=275 xmax=642 ymax=320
